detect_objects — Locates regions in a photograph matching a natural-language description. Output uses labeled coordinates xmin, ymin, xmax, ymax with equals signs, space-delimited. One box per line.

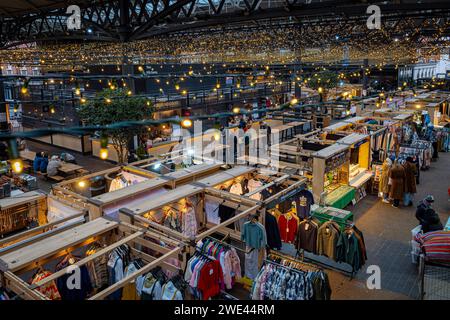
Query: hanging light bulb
xmin=80 ymin=98 xmax=86 ymax=104
xmin=175 ymin=84 xmax=180 ymax=91
xmin=11 ymin=159 xmax=23 ymax=174
xmin=8 ymin=139 xmax=23 ymax=174
xmin=21 ymin=86 xmax=28 ymax=94
xmin=290 ymin=98 xmax=298 ymax=105
xmin=127 ymin=90 xmax=132 ymax=96
xmin=50 ymin=106 xmax=56 ymax=114
xmin=232 ymin=107 xmax=240 ymax=114
xmin=75 ymin=87 xmax=81 ymax=95
xmin=78 ymin=180 xmax=87 ymax=188
xmin=181 ymin=118 xmax=193 ymax=128
xmin=100 ymin=133 xmax=109 ymax=160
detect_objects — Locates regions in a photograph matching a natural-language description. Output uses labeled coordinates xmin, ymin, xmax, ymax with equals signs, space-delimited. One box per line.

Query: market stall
xmin=336 ymin=133 xmax=371 ymax=202
xmin=311 ymin=143 xmax=353 ymax=208
xmin=0 ymin=218 xmax=186 ymax=300
xmin=52 ymin=166 xmax=157 ymax=212
xmin=118 ymin=183 xmax=260 ymax=243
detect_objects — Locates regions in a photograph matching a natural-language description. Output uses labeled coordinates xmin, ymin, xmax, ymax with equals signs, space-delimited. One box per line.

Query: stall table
xmin=311 ymin=204 xmax=354 ymax=227
xmin=58 ymin=162 xmax=84 ymax=175
xmin=19 ymin=151 xmax=36 ymax=162
xmin=325 ymin=185 xmax=356 ymax=209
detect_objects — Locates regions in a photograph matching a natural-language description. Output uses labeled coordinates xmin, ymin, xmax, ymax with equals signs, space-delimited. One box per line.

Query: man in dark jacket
xmin=416 ymin=195 xmax=433 ymax=220
xmin=416 ymin=195 xmax=443 ymax=233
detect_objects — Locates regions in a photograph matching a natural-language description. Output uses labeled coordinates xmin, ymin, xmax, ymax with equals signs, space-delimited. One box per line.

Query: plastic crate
xmin=411 ymin=225 xmax=422 ymax=240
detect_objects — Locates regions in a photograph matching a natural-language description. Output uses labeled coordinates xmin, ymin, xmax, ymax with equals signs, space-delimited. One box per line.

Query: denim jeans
xmin=404 ymin=193 xmax=414 ymax=206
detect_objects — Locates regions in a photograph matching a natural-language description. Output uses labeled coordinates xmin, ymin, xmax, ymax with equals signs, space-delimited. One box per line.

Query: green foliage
xmin=77 ymin=88 xmax=154 ymax=163
xmin=307 ymin=71 xmax=339 ymax=90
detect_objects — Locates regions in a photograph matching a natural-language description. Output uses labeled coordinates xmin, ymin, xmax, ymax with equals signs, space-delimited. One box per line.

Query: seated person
xmin=47 ymin=155 xmax=62 ymax=177
xmin=416 ymin=197 xmax=443 ymax=233
xmin=61 ymin=152 xmax=76 ymax=164
xmin=40 ymin=152 xmax=49 ymax=173
xmin=33 ymin=152 xmax=43 ymax=173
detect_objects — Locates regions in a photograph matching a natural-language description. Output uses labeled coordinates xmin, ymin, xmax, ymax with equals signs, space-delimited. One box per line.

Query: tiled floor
xmin=331 ymin=151 xmax=450 ymax=300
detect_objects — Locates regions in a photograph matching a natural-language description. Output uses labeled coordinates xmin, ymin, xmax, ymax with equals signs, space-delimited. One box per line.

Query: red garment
xmin=278 ymin=215 xmax=298 ymax=244
xmin=197 ymin=260 xmax=224 ymax=300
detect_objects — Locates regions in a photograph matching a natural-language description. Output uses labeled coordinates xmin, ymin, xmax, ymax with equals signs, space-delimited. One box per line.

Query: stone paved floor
xmin=331 ymin=151 xmax=450 ymax=300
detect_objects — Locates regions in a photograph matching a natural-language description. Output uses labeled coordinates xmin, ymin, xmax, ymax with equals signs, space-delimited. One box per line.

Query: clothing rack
xmin=299 ymin=249 xmax=356 ymax=279
xmin=295 ymin=220 xmax=358 ymax=279
xmin=267 ymin=251 xmax=322 ymax=272
xmin=205 ymin=235 xmax=250 ymax=254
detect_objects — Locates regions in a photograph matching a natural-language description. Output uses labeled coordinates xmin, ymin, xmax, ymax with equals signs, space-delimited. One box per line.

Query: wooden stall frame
xmin=0 ymin=217 xmax=187 ymax=301
xmin=0 ymin=194 xmax=88 ymax=251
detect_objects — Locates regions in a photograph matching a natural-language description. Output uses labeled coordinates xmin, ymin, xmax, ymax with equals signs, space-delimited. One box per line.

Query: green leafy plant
xmin=77 ymin=88 xmax=154 ymax=164
xmin=307 ymin=71 xmax=339 ymax=90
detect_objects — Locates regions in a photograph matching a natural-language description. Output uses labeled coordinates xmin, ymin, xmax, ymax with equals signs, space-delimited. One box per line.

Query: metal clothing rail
xmin=299 ymin=249 xmax=356 ymax=279
xmin=204 ymin=235 xmax=251 ymax=254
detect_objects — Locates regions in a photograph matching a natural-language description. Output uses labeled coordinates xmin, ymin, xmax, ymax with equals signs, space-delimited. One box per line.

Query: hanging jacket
xmin=316 ymin=221 xmax=340 ymax=260
xmin=336 ymin=231 xmax=361 ymax=271
xmin=265 ymin=212 xmax=282 ymax=250
xmin=278 ymin=214 xmax=298 ymax=244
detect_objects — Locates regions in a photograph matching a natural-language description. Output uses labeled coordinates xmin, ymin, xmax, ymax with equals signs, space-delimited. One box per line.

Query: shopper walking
xmin=379 ymin=158 xmax=392 ymax=203
xmin=403 ymin=157 xmax=417 ymax=206
xmin=389 ymin=160 xmax=406 ymax=208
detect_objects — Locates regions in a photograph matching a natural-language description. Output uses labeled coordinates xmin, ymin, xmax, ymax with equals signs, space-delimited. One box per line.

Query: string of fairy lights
xmin=3 ymin=102 xmax=300 ymax=173
xmin=0 ymin=12 xmax=448 ymax=173
xmin=0 ymin=16 xmax=448 ymax=68
xmin=1 ymin=86 xmax=398 ymax=175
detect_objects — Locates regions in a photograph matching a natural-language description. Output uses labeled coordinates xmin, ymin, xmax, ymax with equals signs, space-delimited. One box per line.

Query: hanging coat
xmin=379 ymin=161 xmax=391 ymax=194
xmin=403 ymin=161 xmax=417 ymax=194
xmin=389 ymin=163 xmax=406 ymax=200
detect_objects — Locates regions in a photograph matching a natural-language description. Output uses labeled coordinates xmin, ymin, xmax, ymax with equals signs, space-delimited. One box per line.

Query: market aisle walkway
xmin=331 ymin=152 xmax=450 ymax=299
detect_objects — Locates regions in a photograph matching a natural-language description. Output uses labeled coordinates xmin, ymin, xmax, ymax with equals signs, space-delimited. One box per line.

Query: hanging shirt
xmin=297 ymin=220 xmax=319 ymax=254
xmin=295 ymin=189 xmax=315 ymax=219
xmin=204 ymin=200 xmax=221 ymax=224
xmin=230 ymin=182 xmax=243 ymax=195
xmin=278 ymin=214 xmax=298 ymax=244
xmin=182 ymin=206 xmax=197 ymax=239
xmin=56 ymin=264 xmax=93 ymax=300
xmin=247 ymin=179 xmax=263 ymax=200
xmin=31 ymin=270 xmax=61 ymax=300
xmin=241 ymin=221 xmax=267 ymax=249
xmin=218 ymin=204 xmax=236 ymax=229
xmin=197 ymin=260 xmax=224 ymax=300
